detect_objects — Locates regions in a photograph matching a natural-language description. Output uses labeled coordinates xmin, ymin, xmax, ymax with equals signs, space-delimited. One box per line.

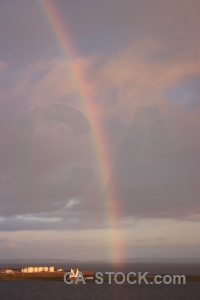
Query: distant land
xmin=1 ymin=257 xmax=200 ymax=264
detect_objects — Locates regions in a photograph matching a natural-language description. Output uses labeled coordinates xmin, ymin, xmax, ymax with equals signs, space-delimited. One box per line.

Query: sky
xmin=0 ymin=0 xmax=200 ymax=262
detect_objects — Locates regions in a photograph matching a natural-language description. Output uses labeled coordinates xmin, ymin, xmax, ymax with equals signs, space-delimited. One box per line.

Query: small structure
xmin=27 ymin=267 xmax=34 ymax=273
xmin=43 ymin=267 xmax=48 ymax=272
xmin=5 ymin=269 xmax=14 ymax=274
xmin=49 ymin=266 xmax=55 ymax=272
xmin=33 ymin=267 xmax=38 ymax=272
xmin=69 ymin=268 xmax=80 ymax=279
xmin=57 ymin=268 xmax=63 ymax=272
xmin=38 ymin=267 xmax=43 ymax=272
xmin=22 ymin=268 xmax=28 ymax=273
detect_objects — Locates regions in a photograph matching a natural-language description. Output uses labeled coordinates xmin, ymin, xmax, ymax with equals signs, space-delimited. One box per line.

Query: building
xmin=49 ymin=266 xmax=55 ymax=272
xmin=5 ymin=269 xmax=14 ymax=274
xmin=38 ymin=267 xmax=43 ymax=272
xmin=43 ymin=267 xmax=48 ymax=272
xmin=22 ymin=268 xmax=28 ymax=273
xmin=27 ymin=267 xmax=34 ymax=273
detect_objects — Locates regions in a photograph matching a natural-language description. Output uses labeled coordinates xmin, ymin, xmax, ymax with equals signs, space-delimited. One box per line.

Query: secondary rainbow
xmin=37 ymin=0 xmax=123 ymax=264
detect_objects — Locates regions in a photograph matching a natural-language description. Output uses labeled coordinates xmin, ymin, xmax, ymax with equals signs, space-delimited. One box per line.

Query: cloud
xmin=65 ymin=199 xmax=81 ymax=209
xmin=0 ymin=61 xmax=9 ymax=72
xmin=0 ymin=31 xmax=199 ymax=233
xmin=89 ymin=38 xmax=200 ymax=120
xmin=16 ymin=215 xmax=61 ymax=223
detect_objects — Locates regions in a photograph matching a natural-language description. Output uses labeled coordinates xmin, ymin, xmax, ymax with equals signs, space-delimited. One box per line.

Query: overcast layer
xmin=0 ymin=0 xmax=199 ymax=261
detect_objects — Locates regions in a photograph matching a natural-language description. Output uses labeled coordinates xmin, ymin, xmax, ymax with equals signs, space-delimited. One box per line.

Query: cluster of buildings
xmin=2 ymin=266 xmax=64 ymax=274
xmin=21 ymin=266 xmax=55 ymax=273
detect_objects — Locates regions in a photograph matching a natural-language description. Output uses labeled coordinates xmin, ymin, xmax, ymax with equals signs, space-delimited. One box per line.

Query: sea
xmin=0 ymin=263 xmax=199 ymax=300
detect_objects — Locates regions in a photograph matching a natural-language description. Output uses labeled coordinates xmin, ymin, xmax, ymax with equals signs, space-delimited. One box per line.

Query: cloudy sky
xmin=0 ymin=0 xmax=199 ymax=262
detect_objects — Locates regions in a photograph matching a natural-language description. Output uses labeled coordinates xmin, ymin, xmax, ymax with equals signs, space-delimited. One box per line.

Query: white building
xmin=5 ymin=269 xmax=14 ymax=274
xmin=38 ymin=267 xmax=43 ymax=272
xmin=22 ymin=268 xmax=28 ymax=273
xmin=49 ymin=266 xmax=55 ymax=272
xmin=27 ymin=267 xmax=34 ymax=273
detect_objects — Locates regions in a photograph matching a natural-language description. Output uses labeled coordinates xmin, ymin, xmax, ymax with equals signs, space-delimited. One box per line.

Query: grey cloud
xmin=0 ymin=209 xmax=106 ymax=232
xmin=104 ymin=107 xmax=199 ymax=219
xmin=0 ymin=0 xmax=199 ymax=234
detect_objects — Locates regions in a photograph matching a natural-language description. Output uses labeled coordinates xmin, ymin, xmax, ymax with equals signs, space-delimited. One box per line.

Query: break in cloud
xmin=0 ymin=0 xmax=199 ymax=260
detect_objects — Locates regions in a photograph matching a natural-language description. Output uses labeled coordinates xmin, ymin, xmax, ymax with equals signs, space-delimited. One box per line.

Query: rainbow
xmin=37 ymin=0 xmax=123 ymax=264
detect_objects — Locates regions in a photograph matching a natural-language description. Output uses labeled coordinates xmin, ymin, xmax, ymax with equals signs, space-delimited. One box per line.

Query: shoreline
xmin=0 ymin=272 xmax=200 ymax=282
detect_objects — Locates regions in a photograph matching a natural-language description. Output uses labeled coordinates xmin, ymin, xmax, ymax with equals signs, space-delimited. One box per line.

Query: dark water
xmin=0 ymin=281 xmax=199 ymax=300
